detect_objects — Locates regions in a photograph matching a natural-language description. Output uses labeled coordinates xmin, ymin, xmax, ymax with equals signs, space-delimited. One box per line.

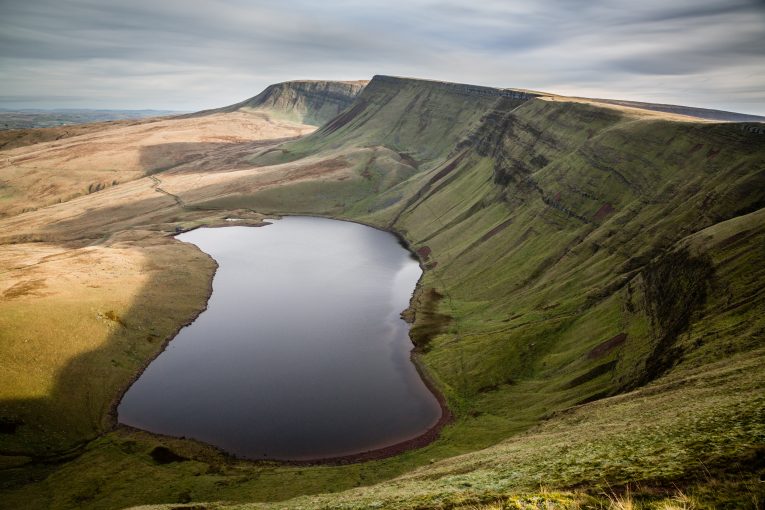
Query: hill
xmin=189 ymin=79 xmax=367 ymax=126
xmin=0 ymin=80 xmax=365 ymax=218
xmin=0 ymin=75 xmax=763 ymax=509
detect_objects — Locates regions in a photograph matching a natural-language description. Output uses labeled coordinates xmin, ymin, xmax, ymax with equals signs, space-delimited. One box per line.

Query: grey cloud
xmin=635 ymin=0 xmax=765 ymax=23
xmin=0 ymin=0 xmax=763 ymax=114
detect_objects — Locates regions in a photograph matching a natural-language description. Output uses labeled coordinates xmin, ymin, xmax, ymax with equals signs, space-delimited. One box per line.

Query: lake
xmin=117 ymin=216 xmax=443 ymax=460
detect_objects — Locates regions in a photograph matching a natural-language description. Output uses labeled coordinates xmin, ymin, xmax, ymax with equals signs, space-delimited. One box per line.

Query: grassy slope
xmin=1 ymin=76 xmax=764 ymax=509
xmin=0 ymin=234 xmax=217 ymax=459
xmin=202 ymin=76 xmax=532 ymax=215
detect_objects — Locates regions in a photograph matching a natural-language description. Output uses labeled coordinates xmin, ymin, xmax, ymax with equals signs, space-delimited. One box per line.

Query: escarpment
xmin=195 ymin=80 xmax=368 ymax=125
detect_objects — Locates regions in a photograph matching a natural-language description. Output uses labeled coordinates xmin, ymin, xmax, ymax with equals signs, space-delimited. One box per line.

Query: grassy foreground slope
xmin=0 ymin=76 xmax=763 ymax=509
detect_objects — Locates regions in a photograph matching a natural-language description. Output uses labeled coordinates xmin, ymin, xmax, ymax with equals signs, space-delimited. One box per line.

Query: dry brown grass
xmin=0 ymin=111 xmax=315 ymax=217
xmin=0 ymin=243 xmax=149 ymax=400
xmin=0 ymin=234 xmax=216 ymax=455
xmin=0 ymin=118 xmax=153 ymax=151
xmin=537 ymin=96 xmax=717 ymax=122
xmin=0 ymin=144 xmax=365 ymax=245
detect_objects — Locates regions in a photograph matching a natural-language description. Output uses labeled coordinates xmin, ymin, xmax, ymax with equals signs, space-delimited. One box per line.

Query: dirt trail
xmin=149 ymin=175 xmax=186 ymax=209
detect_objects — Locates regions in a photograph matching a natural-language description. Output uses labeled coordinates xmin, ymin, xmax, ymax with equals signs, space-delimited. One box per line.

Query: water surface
xmin=118 ymin=216 xmax=442 ymax=460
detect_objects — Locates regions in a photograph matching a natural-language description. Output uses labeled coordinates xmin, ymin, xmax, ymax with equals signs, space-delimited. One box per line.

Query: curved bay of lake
xmin=118 ymin=216 xmax=442 ymax=460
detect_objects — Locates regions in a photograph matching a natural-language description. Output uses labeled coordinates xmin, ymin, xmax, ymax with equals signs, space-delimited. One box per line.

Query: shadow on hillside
xmin=138 ymin=137 xmax=303 ymax=175
xmin=42 ymin=191 xmax=187 ymax=241
xmin=0 ymin=237 xmax=216 ymax=462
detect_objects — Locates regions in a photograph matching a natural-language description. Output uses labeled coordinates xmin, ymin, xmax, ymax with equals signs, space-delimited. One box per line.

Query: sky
xmin=1 ymin=0 xmax=764 ymax=114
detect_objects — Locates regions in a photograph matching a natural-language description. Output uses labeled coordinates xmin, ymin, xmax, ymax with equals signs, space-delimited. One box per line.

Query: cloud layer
xmin=1 ymin=0 xmax=763 ymax=114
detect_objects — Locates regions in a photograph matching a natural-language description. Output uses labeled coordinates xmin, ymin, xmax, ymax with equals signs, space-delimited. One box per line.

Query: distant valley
xmin=0 ymin=109 xmax=183 ymax=130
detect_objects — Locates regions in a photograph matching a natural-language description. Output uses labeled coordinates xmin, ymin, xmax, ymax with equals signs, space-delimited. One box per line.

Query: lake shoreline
xmin=105 ymin=238 xmax=220 ymax=436
xmin=265 ymin=352 xmax=453 ymax=466
xmin=108 ymin=215 xmax=453 ymax=466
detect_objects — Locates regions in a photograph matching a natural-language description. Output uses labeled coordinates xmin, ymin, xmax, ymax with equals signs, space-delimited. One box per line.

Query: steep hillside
xmin=219 ymin=76 xmax=541 ymax=212
xmin=254 ymin=76 xmax=537 ymax=163
xmin=1 ymin=76 xmax=763 ymax=509
xmin=195 ymin=75 xmax=765 ymax=410
xmin=193 ymin=80 xmax=367 ymax=126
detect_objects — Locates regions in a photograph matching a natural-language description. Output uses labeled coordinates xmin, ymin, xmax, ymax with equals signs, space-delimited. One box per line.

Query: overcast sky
xmin=1 ymin=0 xmax=764 ymax=114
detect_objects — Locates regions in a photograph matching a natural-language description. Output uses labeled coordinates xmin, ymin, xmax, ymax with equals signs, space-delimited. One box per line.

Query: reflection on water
xmin=118 ymin=216 xmax=442 ymax=460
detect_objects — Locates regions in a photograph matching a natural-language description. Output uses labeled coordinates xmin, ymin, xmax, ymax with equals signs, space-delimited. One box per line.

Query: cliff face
xmin=211 ymin=80 xmax=367 ymax=126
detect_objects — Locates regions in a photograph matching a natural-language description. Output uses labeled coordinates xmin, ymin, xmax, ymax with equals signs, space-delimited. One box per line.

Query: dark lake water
xmin=118 ymin=216 xmax=442 ymax=460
